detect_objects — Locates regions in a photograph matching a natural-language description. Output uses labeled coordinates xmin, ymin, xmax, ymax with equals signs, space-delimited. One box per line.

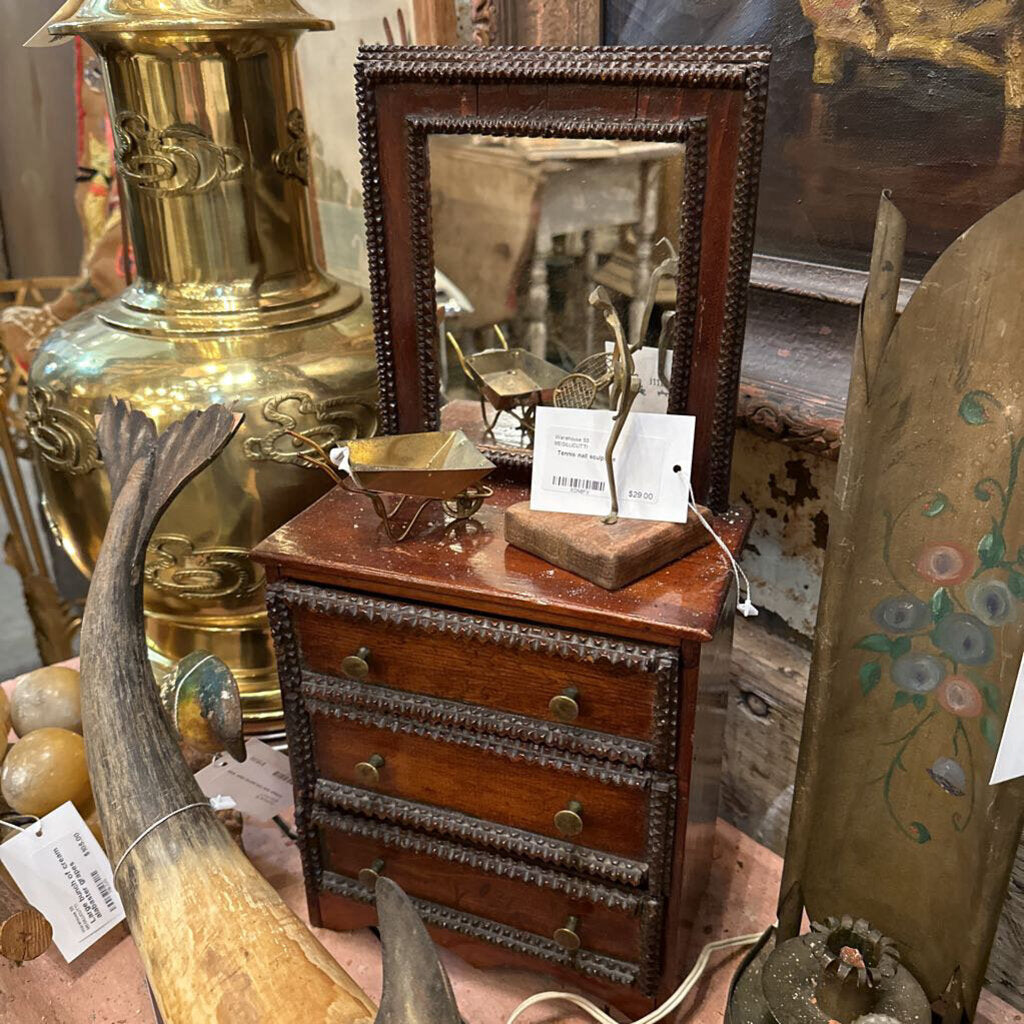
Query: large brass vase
xmin=28 ymin=0 xmax=377 ymax=741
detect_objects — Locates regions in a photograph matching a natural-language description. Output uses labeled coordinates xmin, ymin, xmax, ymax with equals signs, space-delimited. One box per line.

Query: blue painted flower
xmin=927 ymin=756 xmax=966 ymax=797
xmin=931 ymin=613 xmax=995 ymax=665
xmin=891 ymin=653 xmax=946 ymax=693
xmin=872 ymin=595 xmax=930 ymax=633
xmin=966 ymin=579 xmax=1016 ymax=626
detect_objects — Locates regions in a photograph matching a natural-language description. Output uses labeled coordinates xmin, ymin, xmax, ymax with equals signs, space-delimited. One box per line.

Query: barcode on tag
xmin=0 ymin=802 xmax=126 ymax=962
xmin=550 ymin=474 xmax=606 ymax=493
xmin=91 ymin=869 xmax=116 ymax=913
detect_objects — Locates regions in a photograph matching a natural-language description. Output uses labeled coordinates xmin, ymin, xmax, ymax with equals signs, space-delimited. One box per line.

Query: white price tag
xmin=604 ymin=344 xmax=672 ymax=413
xmin=530 ymin=407 xmax=694 ymax=523
xmin=991 ymin=651 xmax=1024 ymax=784
xmin=0 ymin=802 xmax=125 ymax=962
xmin=195 ymin=738 xmax=293 ymax=820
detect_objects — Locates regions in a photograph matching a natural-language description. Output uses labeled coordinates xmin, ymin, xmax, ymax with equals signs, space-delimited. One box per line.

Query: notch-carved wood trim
xmin=271 ymin=579 xmax=681 ymax=767
xmin=314 ymin=777 xmax=655 ymax=887
xmin=311 ymin=804 xmax=643 ymax=911
xmin=354 ymin=44 xmax=770 ymax=510
xmin=302 ymin=672 xmax=654 ymax=769
xmin=321 ymin=870 xmax=642 ymax=987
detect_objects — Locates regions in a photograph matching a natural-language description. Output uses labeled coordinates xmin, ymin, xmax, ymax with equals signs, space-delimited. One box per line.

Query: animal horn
xmin=80 ymin=399 xmax=375 ymax=1023
xmin=373 ymin=877 xmax=462 ymax=1024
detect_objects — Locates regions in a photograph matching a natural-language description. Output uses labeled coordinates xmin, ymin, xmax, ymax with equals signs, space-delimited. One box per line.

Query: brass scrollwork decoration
xmin=26 ymin=386 xmax=101 ymax=476
xmin=272 ymin=108 xmax=310 ymax=185
xmin=144 ymin=535 xmax=264 ymax=602
xmin=113 ymin=111 xmax=245 ymax=197
xmin=243 ymin=391 xmax=377 ymax=467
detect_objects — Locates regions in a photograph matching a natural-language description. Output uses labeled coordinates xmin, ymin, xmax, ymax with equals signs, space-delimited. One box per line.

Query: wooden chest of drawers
xmin=253 ymin=481 xmax=750 ymax=1017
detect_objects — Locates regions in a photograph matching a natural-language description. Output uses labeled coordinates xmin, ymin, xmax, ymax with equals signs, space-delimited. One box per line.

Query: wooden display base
xmin=504 ymin=500 xmax=712 ymax=590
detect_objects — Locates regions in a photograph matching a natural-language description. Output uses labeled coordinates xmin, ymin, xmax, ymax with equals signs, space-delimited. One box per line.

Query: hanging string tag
xmin=0 ymin=802 xmax=125 ymax=962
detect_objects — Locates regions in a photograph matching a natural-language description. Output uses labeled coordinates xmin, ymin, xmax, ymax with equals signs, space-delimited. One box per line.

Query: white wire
xmin=687 ymin=483 xmax=758 ymax=618
xmin=506 ymin=930 xmax=764 ymax=1024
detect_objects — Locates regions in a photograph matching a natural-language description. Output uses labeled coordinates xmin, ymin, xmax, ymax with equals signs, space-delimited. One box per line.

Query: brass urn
xmin=28 ymin=0 xmax=377 ymax=742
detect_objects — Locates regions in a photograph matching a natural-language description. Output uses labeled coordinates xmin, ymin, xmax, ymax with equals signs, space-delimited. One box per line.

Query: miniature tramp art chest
xmin=254 ymin=481 xmax=749 ymax=1017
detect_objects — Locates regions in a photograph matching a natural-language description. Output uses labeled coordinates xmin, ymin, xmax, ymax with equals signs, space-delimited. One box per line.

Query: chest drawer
xmin=283 ymin=583 xmax=679 ymax=761
xmin=310 ymin=704 xmax=656 ymax=861
xmin=313 ymin=808 xmax=657 ymax=964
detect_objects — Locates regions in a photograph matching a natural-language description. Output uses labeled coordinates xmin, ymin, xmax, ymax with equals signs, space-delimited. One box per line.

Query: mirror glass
xmin=432 ymin=134 xmax=689 ymax=453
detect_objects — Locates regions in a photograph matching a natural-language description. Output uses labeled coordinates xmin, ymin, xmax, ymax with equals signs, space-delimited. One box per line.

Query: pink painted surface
xmin=2 ymin=666 xmax=1020 ymax=1024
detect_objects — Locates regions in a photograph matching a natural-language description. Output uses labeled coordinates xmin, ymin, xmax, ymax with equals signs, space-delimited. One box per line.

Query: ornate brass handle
xmin=358 ymin=858 xmax=385 ymax=887
xmin=342 ymin=646 xmax=372 ymax=680
xmin=548 ymin=687 xmax=580 ymax=723
xmin=553 ymin=800 xmax=583 ymax=837
xmin=355 ymin=753 xmax=385 ymax=785
xmin=553 ymin=915 xmax=581 ymax=951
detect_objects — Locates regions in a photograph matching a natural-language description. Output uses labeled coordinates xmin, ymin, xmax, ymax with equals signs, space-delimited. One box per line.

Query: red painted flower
xmin=915 ymin=543 xmax=972 ymax=585
xmin=937 ymin=676 xmax=984 ymax=718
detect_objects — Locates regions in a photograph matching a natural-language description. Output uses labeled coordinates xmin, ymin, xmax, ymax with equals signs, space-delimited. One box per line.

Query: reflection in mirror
xmin=432 ymin=134 xmax=686 ymax=453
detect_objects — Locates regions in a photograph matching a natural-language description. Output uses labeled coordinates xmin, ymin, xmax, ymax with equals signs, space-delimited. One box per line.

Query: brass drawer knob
xmin=358 ymin=858 xmax=385 ymax=887
xmin=355 ymin=753 xmax=385 ymax=784
xmin=553 ymin=916 xmax=581 ymax=951
xmin=553 ymin=800 xmax=583 ymax=837
xmin=342 ymin=646 xmax=372 ymax=680
xmin=548 ymin=687 xmax=580 ymax=723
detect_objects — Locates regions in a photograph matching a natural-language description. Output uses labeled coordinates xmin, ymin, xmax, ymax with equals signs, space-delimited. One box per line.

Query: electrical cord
xmin=505 ymin=928 xmax=768 ymax=1024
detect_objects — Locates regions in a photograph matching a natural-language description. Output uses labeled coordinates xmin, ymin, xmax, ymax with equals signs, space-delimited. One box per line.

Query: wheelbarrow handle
xmin=445 ymin=331 xmax=473 ymax=379
xmin=492 ymin=324 xmax=510 ymax=351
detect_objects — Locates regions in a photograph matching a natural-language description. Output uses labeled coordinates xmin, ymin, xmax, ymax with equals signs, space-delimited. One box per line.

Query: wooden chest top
xmin=253 ymin=480 xmax=750 ymax=646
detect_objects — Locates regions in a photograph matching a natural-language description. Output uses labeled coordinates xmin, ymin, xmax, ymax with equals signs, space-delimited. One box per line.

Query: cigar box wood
xmin=309 ymin=708 xmax=657 ymax=862
xmin=254 ymin=480 xmax=747 ymax=646
xmin=259 ymin=480 xmax=752 ymax=1014
xmin=312 ymin=778 xmax=657 ymax=888
xmin=316 ymin=816 xmax=651 ymax=962
xmin=503 ymin=501 xmax=713 ymax=590
xmin=302 ymin=672 xmax=655 ymax=769
xmin=292 ymin=596 xmax=675 ymax=756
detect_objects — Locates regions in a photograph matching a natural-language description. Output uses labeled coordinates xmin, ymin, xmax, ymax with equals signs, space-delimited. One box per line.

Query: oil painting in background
xmin=603 ymin=0 xmax=1024 ymax=276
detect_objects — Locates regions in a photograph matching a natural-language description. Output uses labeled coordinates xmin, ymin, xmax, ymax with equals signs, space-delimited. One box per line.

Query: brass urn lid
xmin=46 ymin=0 xmax=332 ymax=37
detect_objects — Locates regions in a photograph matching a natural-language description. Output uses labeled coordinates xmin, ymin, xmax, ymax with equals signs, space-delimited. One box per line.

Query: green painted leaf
xmin=959 ymin=390 xmax=997 ymax=425
xmin=856 ymin=633 xmax=893 ymax=653
xmin=894 ymin=691 xmax=912 ymax=708
xmin=981 ymin=715 xmax=1001 ymax=750
xmin=975 ymin=481 xmax=996 ymax=502
xmin=931 ymin=588 xmax=953 ymax=621
xmin=860 ymin=662 xmax=881 ymax=696
xmin=912 ymin=694 xmax=927 ymax=712
xmin=978 ymin=521 xmax=1006 ymax=568
xmin=981 ymin=682 xmax=1001 ymax=714
xmin=910 ymin=821 xmax=932 ymax=844
xmin=890 ymin=636 xmax=912 ymax=658
xmin=922 ymin=493 xmax=949 ymax=517
xmin=1009 ymin=571 xmax=1024 ymax=598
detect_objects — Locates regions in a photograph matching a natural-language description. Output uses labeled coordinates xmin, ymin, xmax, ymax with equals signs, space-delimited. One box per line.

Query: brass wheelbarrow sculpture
xmin=289 ymin=429 xmax=495 ymax=542
xmin=447 ymin=325 xmax=567 ymax=438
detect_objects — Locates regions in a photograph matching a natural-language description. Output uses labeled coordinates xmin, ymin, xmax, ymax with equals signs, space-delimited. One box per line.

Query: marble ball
xmin=0 ymin=689 xmax=9 ymax=739
xmin=0 ymin=728 xmax=93 ymax=817
xmin=11 ymin=666 xmax=82 ymax=737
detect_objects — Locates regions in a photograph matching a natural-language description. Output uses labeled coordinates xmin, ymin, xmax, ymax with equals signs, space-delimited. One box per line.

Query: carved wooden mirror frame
xmin=355 ymin=45 xmax=769 ymax=510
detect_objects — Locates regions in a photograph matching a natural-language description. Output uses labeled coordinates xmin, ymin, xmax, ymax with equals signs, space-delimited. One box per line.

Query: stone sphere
xmin=0 ymin=688 xmax=10 ymax=738
xmin=0 ymin=728 xmax=93 ymax=817
xmin=11 ymin=667 xmax=82 ymax=737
